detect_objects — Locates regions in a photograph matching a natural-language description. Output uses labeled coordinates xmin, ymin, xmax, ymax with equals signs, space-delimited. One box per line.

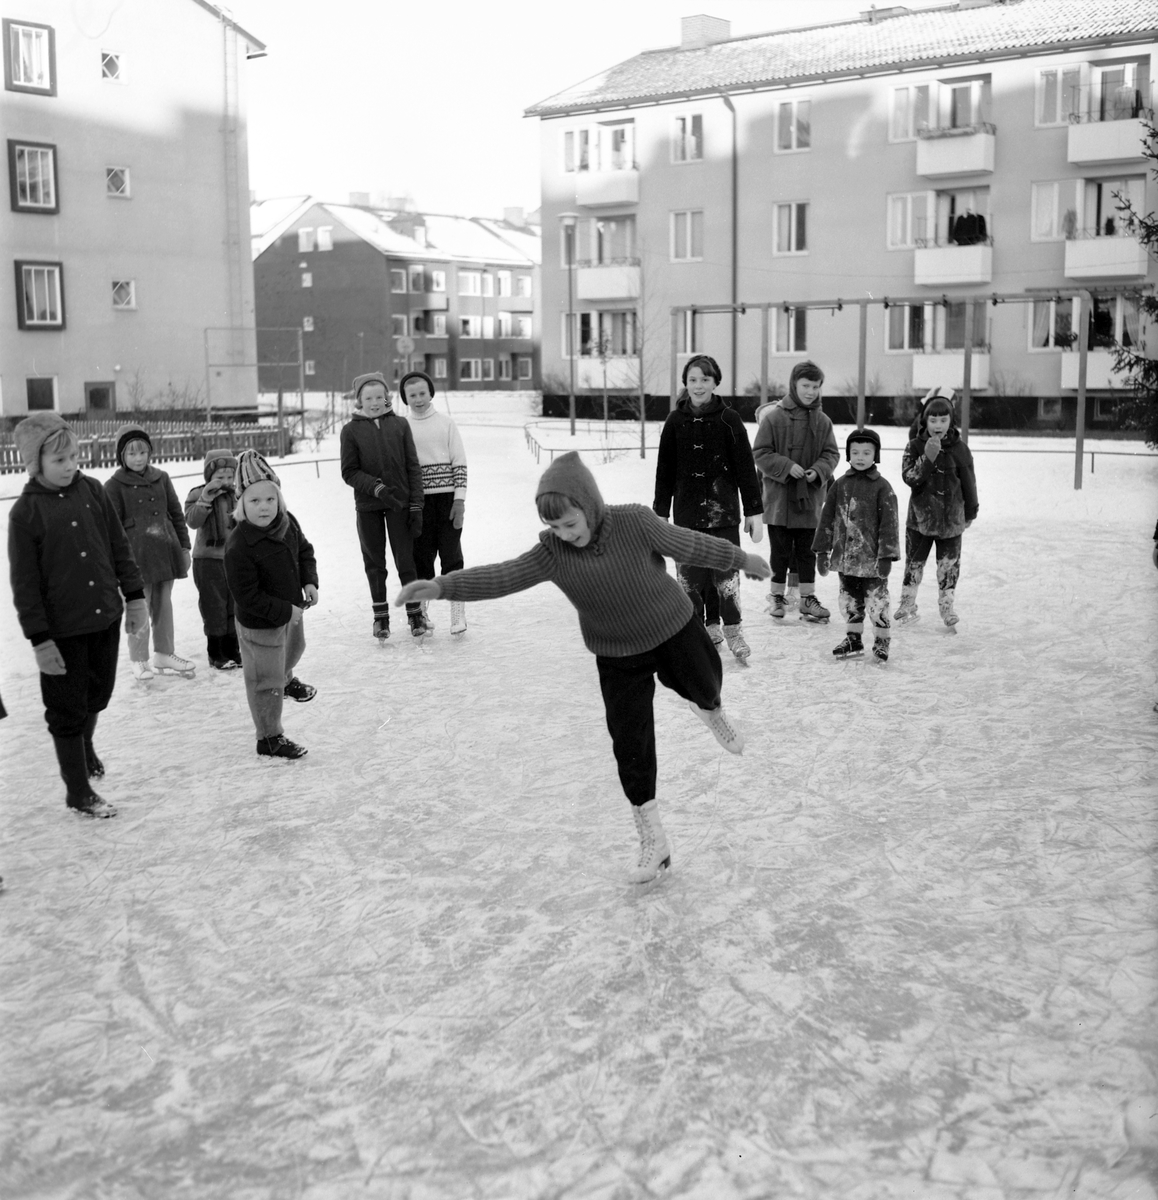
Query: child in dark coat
xmin=813 ymin=429 xmax=900 ymax=663
xmin=897 ymin=388 xmax=979 ymax=628
xmin=186 ymin=449 xmax=241 ymax=670
xmin=339 ymin=371 xmax=424 ymax=641
xmin=653 ymin=355 xmax=763 ymax=662
xmin=104 ymin=424 xmax=192 ymax=680
xmin=397 ymin=451 xmax=771 ymax=885
xmin=224 ymin=450 xmax=319 ymax=760
xmin=7 ymin=413 xmax=148 ymax=817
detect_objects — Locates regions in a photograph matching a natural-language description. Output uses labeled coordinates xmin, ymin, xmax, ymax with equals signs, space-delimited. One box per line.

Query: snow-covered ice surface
xmin=2 ymin=397 xmax=1157 ymax=1199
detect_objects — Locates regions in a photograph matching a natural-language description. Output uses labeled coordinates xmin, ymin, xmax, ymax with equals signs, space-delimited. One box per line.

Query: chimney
xmin=681 ymin=14 xmax=730 ymax=49
xmin=349 ymin=191 xmax=370 ymax=206
xmin=504 ymin=206 xmax=526 ymax=227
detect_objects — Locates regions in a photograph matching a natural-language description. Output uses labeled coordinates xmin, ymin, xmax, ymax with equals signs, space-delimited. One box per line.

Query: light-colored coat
xmin=752 ymin=397 xmax=839 ymax=527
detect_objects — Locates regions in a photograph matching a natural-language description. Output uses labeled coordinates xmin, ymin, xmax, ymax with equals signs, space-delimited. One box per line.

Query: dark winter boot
xmin=872 ymin=638 xmax=890 ymax=664
xmin=54 ymin=735 xmax=117 ymax=817
xmin=82 ymin=713 xmax=104 ymax=778
xmin=832 ymin=632 xmax=864 ymax=658
xmin=207 ymin=634 xmax=229 ymax=670
xmin=223 ymin=629 xmax=243 ymax=667
xmin=257 ymin=734 xmax=308 ymax=760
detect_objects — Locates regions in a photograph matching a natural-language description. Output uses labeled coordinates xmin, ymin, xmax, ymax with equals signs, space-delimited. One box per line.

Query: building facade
xmin=527 ymin=0 xmax=1157 ymax=423
xmin=1 ymin=0 xmax=262 ymax=418
xmin=251 ymin=199 xmax=541 ymax=395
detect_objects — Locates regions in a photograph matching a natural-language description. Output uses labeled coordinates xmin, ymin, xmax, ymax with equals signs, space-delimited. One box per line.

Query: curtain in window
xmin=795 ymin=102 xmax=810 ymax=149
xmin=909 ymin=305 xmax=925 ymax=351
xmin=1032 ymin=183 xmax=1057 ymax=239
xmin=888 ymin=306 xmax=906 ymax=350
xmin=777 ymin=104 xmax=793 ymax=150
xmin=891 ymin=88 xmax=910 ymax=140
xmin=1122 ymin=300 xmax=1140 ymax=348
xmin=1031 ymin=301 xmax=1051 ymax=348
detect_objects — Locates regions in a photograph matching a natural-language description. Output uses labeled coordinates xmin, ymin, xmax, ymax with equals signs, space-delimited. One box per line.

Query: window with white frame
xmin=9 ymin=141 xmax=56 ymax=211
xmin=774 ymin=202 xmax=808 ymax=254
xmin=111 ymin=280 xmax=135 ymax=309
xmin=600 ymin=120 xmax=635 ymax=170
xmin=461 ymin=315 xmax=481 ymax=338
xmin=516 ymin=274 xmax=532 ymax=297
xmin=431 ymin=269 xmax=446 ymax=292
xmin=938 ymin=77 xmax=989 ymax=130
xmin=517 ymin=356 xmax=533 ymax=380
xmin=499 ymin=358 xmax=512 ymax=381
xmin=304 ymin=360 xmax=316 ymax=376
xmin=776 ymin=99 xmax=811 ymax=151
xmin=391 ymin=314 xmax=407 ymax=337
xmin=481 ymin=273 xmax=494 ymax=297
xmin=298 ymin=228 xmax=315 ymax=253
xmin=773 ymin=307 xmax=807 ymax=354
xmin=564 ymin=312 xmax=636 ymax=358
xmin=890 ymin=83 xmax=931 ymax=141
xmin=458 ymin=270 xmax=481 ymax=296
xmin=100 ymin=50 xmax=122 ymax=81
xmin=574 ymin=215 xmax=636 ymax=266
xmin=433 ymin=357 xmax=447 ymax=379
xmin=497 ymin=270 xmax=512 ymax=296
xmin=460 ymin=358 xmax=482 ymax=381
xmin=316 ymin=226 xmax=333 ymax=251
xmin=936 ymin=186 xmax=990 ymax=245
xmin=886 ymin=304 xmax=928 ymax=352
xmin=671 ymin=210 xmax=704 ymax=261
xmin=1029 ymin=297 xmax=1075 ymax=350
xmin=482 ymin=314 xmax=495 ymax=338
xmin=514 ymin=315 xmax=532 ymax=339
xmin=1030 ymin=180 xmax=1080 ymax=241
xmin=886 ymin=192 xmax=932 ymax=249
xmin=563 ymin=128 xmax=590 ymax=172
xmin=672 ymin=114 xmax=703 ymax=162
xmin=497 ymin=311 xmax=512 ymax=338
xmin=390 ymin=269 xmax=406 ymax=293
xmin=429 ymin=312 xmax=447 ymax=336
xmin=1087 ymin=294 xmax=1141 ymax=349
xmin=300 ymin=271 xmax=312 ymax=288
xmin=409 ymin=265 xmax=425 ymax=292
xmin=938 ymin=302 xmax=987 ymax=350
xmin=17 ymin=261 xmax=63 ymax=328
xmin=4 ymin=20 xmax=55 ymax=94
xmin=1092 ymin=60 xmax=1149 ymax=122
xmin=482 ymin=358 xmax=495 ymax=381
xmin=676 ymin=310 xmax=700 ymax=356
xmin=1083 ymin=175 xmax=1144 ymax=238
xmin=302 ymin=316 xmax=314 ymax=331
xmin=105 ymin=166 xmax=130 ymax=198
xmin=1036 ymin=66 xmax=1082 ymax=126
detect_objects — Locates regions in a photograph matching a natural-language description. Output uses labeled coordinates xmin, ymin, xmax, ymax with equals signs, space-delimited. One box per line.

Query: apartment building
xmin=526 ymin=0 xmax=1157 ymax=421
xmin=1 ymin=1 xmax=263 ymax=418
xmin=251 ymin=198 xmax=541 ymax=394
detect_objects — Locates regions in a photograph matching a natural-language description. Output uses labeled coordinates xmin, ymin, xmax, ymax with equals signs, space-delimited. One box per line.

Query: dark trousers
xmin=596 ymin=616 xmax=723 ymax=806
xmin=193 ymin=557 xmax=235 ymax=638
xmin=413 ymin=492 xmax=464 ymax=579
xmin=768 ymin=525 xmax=817 ymax=585
xmin=837 ymin=574 xmax=891 ymax=638
xmin=902 ymin=530 xmax=962 ymax=592
xmin=676 ymin=524 xmax=741 ymax=628
xmin=355 ymin=508 xmax=419 ymax=612
xmin=40 ymin=618 xmax=122 ymax=739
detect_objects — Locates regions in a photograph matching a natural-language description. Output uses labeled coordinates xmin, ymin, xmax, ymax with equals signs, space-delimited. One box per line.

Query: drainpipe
xmin=720 ymin=94 xmax=738 ymax=398
xmin=1074 ymin=289 xmax=1093 ymax=489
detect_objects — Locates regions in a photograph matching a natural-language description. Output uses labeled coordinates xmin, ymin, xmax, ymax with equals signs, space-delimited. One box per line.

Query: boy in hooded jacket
xmin=897 ymin=388 xmax=979 ymax=628
xmin=186 ymin=449 xmax=241 ymax=669
xmin=752 ymin=360 xmax=840 ymax=622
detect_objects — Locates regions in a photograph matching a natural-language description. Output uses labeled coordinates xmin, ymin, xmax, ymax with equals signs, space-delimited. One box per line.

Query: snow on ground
xmin=2 ymin=397 xmax=1157 ymax=1199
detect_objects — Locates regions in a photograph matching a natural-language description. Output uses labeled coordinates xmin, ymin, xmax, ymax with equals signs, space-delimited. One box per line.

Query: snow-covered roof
xmin=525 ymin=0 xmax=1158 ymax=116
xmin=474 ymin=218 xmax=543 ymax=266
xmin=421 ymin=214 xmax=538 ymax=266
xmin=250 ymin=195 xmax=313 ymax=260
xmin=322 ymin=205 xmax=450 ymax=261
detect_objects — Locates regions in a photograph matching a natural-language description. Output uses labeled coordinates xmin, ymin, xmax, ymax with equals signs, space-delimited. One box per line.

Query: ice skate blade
xmin=154 ymin=668 xmax=195 ymax=678
xmin=799 ymin=615 xmax=829 ymax=625
xmin=893 ymin=613 xmax=920 ymax=626
xmin=628 ymin=857 xmax=671 ymax=886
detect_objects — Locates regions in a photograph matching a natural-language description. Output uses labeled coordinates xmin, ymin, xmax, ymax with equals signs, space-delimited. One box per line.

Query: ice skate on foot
xmin=833 ymin=633 xmax=864 ymax=658
xmin=67 ymin=790 xmax=118 ymax=818
xmin=210 ymin=655 xmax=240 ymax=670
xmin=766 ymin=594 xmax=787 ymax=619
xmin=256 ymin=734 xmax=307 ymax=760
xmin=130 ymin=659 xmax=154 ymax=682
xmin=284 ymin=677 xmax=316 ymax=703
xmin=407 ymin=610 xmax=430 ymax=640
xmin=153 ymin=653 xmax=195 ymax=678
xmin=420 ymin=600 xmax=435 ymax=632
xmin=449 ymin=601 xmax=467 ymax=637
xmin=723 ymin=624 xmax=750 ymax=663
xmin=373 ymin=615 xmax=391 ymax=641
xmin=629 ymin=800 xmax=671 ymax=883
xmin=688 ymin=701 xmax=744 ymax=755
xmin=798 ymin=595 xmax=830 ymax=624
xmin=705 ymin=621 xmax=725 ymax=648
xmin=893 ymin=604 xmax=920 ymax=625
xmin=938 ymin=589 xmax=959 ymax=628
xmin=872 ymin=640 xmax=890 ymax=664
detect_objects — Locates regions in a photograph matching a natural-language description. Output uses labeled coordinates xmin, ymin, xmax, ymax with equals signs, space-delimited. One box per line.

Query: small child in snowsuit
xmin=7 ymin=413 xmax=148 ymax=817
xmin=223 ymin=450 xmax=319 ymax=760
xmin=339 ymin=371 xmax=424 ymax=640
xmin=185 ymin=449 xmax=241 ymax=670
xmin=652 ymin=354 xmax=763 ymax=662
xmin=897 ymin=387 xmax=979 ymax=628
xmin=396 ymin=451 xmax=771 ymax=884
xmin=812 ymin=429 xmax=900 ymax=663
xmin=752 ymin=360 xmax=840 ymax=622
xmin=399 ymin=370 xmax=468 ymax=637
xmin=104 ymin=424 xmax=193 ymax=680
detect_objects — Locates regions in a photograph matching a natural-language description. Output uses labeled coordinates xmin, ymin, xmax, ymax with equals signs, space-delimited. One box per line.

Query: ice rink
xmin=2 ymin=396 xmax=1157 ymax=1199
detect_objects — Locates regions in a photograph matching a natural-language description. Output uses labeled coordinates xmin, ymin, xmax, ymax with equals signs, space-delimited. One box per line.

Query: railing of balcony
xmin=916 ymin=122 xmax=997 ymax=140
xmin=914 ymin=236 xmax=995 ymax=248
xmin=1067 ymin=84 xmax=1152 ymax=123
xmin=574 ymin=257 xmax=642 ymax=268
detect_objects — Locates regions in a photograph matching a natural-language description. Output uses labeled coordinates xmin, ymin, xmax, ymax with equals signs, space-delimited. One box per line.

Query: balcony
xmin=412 ymin=292 xmax=448 ymax=310
xmin=911 ymin=352 xmax=990 ymax=391
xmin=1068 ymin=115 xmax=1149 ymax=164
xmin=1064 ymin=234 xmax=1149 ymax=279
xmin=1060 ymin=350 xmax=1130 ymax=389
xmin=575 ymin=168 xmax=639 ymax=207
xmin=914 ymin=241 xmax=993 ymax=286
xmin=915 ymin=123 xmax=996 ymax=177
xmin=575 ymin=260 xmax=640 ymax=301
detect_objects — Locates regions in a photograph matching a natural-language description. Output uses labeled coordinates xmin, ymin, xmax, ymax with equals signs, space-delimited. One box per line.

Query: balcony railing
xmin=1064 ymin=231 xmax=1149 ymax=278
xmin=916 ymin=121 xmax=997 ymax=140
xmin=915 ymin=124 xmax=996 ymax=177
xmin=913 ymin=239 xmax=993 ymax=286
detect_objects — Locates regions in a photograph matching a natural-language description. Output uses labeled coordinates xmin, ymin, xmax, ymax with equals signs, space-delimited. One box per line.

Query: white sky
xmin=232 ymin=0 xmax=873 ymax=218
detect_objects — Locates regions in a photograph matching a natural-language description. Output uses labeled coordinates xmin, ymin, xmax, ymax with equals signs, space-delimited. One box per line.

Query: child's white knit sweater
xmin=405 ymin=408 xmax=467 ymax=499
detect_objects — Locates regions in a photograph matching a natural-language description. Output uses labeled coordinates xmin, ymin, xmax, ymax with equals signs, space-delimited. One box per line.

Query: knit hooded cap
xmin=398 ymin=370 xmax=436 ymax=404
xmin=114 ymin=423 xmax=152 ymax=467
xmin=535 ymin=451 xmax=606 ymax=532
xmin=787 ymin=360 xmax=825 ymax=406
xmin=351 ymin=371 xmax=389 ymax=401
xmin=14 ymin=411 xmax=71 ymax=476
xmin=235 ymin=448 xmax=280 ymax=494
xmin=203 ymin=448 xmax=238 ymax=482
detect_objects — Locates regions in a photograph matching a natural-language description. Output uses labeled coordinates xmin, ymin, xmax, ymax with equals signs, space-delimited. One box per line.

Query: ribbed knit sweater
xmin=405 ymin=408 xmax=467 ymax=498
xmin=436 ymin=503 xmax=749 ymax=657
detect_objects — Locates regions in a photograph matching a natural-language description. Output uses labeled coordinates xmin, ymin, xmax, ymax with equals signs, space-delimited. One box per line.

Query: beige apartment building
xmin=527 ymin=0 xmax=1157 ymax=423
xmin=1 ymin=0 xmax=262 ymax=418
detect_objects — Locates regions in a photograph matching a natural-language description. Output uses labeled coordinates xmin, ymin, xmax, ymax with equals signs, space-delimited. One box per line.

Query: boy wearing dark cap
xmin=339 ymin=372 xmax=425 ymax=639
xmin=7 ymin=413 xmax=149 ymax=817
xmin=812 ymin=428 xmax=900 ymax=663
xmin=186 ymin=449 xmax=241 ymax=669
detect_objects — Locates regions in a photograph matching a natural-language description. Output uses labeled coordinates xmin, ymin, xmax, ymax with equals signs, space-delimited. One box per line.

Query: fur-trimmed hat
xmin=351 ymin=371 xmax=389 ymax=400
xmin=114 ymin=423 xmax=152 ymax=467
xmin=203 ymin=448 xmax=238 ymax=482
xmin=14 ymin=411 xmax=72 ymax=476
xmin=846 ymin=427 xmax=881 ymax=464
xmin=398 ymin=370 xmax=436 ymax=404
xmin=235 ymin=448 xmax=280 ymax=494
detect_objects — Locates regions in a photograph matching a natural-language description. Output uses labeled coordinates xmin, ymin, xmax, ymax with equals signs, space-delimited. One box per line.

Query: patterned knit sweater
xmin=406 ymin=408 xmax=467 ymax=499
xmin=436 ymin=503 xmax=749 ymax=657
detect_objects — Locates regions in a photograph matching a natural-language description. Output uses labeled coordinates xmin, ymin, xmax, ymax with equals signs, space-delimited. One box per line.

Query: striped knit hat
xmin=235 ymin=448 xmax=280 ymax=494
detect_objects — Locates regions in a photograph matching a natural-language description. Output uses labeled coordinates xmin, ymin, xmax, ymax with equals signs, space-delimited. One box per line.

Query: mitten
xmin=743 ymin=514 xmax=763 ymax=543
xmin=450 ymin=499 xmax=465 ymax=530
xmin=34 ymin=639 xmax=67 ymax=676
xmin=182 ymin=549 xmax=192 ymax=572
xmin=924 ymin=439 xmax=940 ymax=463
xmin=877 ymin=559 xmax=892 ymax=578
xmin=408 ymin=508 xmax=423 ymax=538
xmin=816 ymin=552 xmax=830 ymax=577
xmin=124 ymin=598 xmax=149 ymax=636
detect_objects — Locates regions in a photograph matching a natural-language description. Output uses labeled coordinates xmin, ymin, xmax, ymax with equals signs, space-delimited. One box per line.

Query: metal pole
xmin=276 ymin=386 xmax=285 ymax=457
xmin=204 ymin=328 xmax=212 ymax=426
xmin=760 ymin=306 xmax=769 ymax=408
xmin=670 ymin=310 xmax=679 ymax=413
xmin=567 ymin=224 xmax=576 ymax=437
xmin=961 ymin=298 xmax=974 ymax=443
xmin=1075 ymin=290 xmax=1092 ymax=490
xmin=856 ymin=301 xmax=868 ymax=428
xmin=721 ymin=94 xmax=738 ymax=400
xmin=297 ymin=329 xmax=306 ymax=442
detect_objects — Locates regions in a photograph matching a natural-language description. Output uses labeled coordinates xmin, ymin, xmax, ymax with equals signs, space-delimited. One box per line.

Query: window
xmin=458 ymin=271 xmax=481 ymax=296
xmin=497 ymin=311 xmax=512 ymax=338
xmin=391 ymin=314 xmax=408 ymax=337
xmin=412 ymin=313 xmax=424 ymax=334
xmin=776 ymin=99 xmax=810 ymax=151
xmin=16 ymin=261 xmax=64 ymax=328
xmin=482 ymin=358 xmax=495 ymax=381
xmin=304 ymin=360 xmax=316 ymax=376
xmin=890 ymin=84 xmax=930 ymax=141
xmin=517 ymin=356 xmax=533 ymax=380
xmin=574 ymin=215 xmax=636 ymax=266
xmin=461 ymin=315 xmax=481 ymax=338
xmin=936 ymin=186 xmax=990 ymax=245
xmin=482 ymin=315 xmax=495 ymax=339
xmin=1086 ymin=294 xmax=1141 ymax=350
xmin=499 ymin=358 xmax=512 ymax=381
xmin=432 ymin=356 xmax=447 ymax=379
xmin=672 ymin=113 xmax=704 ymax=162
xmin=429 ymin=312 xmax=447 ymax=337
xmin=316 ymin=226 xmax=333 ymax=251
xmin=111 ymin=280 xmax=135 ymax=309
xmin=671 ymin=210 xmax=704 ymax=261
xmin=481 ymin=273 xmax=494 ymax=297
xmin=459 ymin=359 xmax=482 ymax=381
xmin=936 ymin=77 xmax=989 ymax=130
xmin=105 ymin=166 xmax=130 ymax=198
xmin=390 ymin=269 xmax=406 ymax=293
xmin=100 ymin=50 xmax=121 ymax=81
xmin=4 ymin=21 xmax=55 ymax=95
xmin=298 ymin=228 xmax=315 ymax=253
xmin=497 ymin=270 xmax=512 ymax=296
xmin=563 ymin=128 xmax=590 ymax=172
xmin=601 ymin=120 xmax=635 ymax=170
xmin=774 ymin=202 xmax=808 ymax=254
xmin=1083 ymin=176 xmax=1144 ymax=238
xmin=887 ymin=192 xmax=932 ymax=249
xmin=677 ymin=310 xmax=700 ymax=356
xmin=1095 ymin=396 xmax=1117 ymax=420
xmin=887 ymin=304 xmax=928 ymax=352
xmin=8 ymin=141 xmax=57 ymax=212
xmin=1036 ymin=66 xmax=1082 ymax=126
xmin=300 ymin=271 xmax=312 ymax=288
xmin=1092 ymin=60 xmax=1149 ymax=122
xmin=1030 ymin=298 xmax=1075 ymax=351
xmin=939 ymin=302 xmax=987 ymax=350
xmin=1031 ymin=180 xmax=1080 ymax=241
xmin=514 ymin=315 xmax=532 ymax=340
xmin=431 ymin=269 xmax=446 ymax=292
xmin=774 ymin=307 xmax=807 ymax=354
xmin=516 ymin=274 xmax=532 ymax=297
xmin=302 ymin=316 xmax=314 ymax=332
xmin=562 ymin=311 xmax=637 ymax=358
xmin=1038 ymin=397 xmax=1062 ymax=420
xmin=85 ymin=381 xmax=115 ymax=411
xmin=409 ymin=265 xmax=425 ymax=292
xmin=26 ymin=377 xmax=56 ymax=410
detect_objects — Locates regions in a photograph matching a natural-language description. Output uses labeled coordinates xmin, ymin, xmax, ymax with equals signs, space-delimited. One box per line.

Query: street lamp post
xmin=560 ymin=212 xmax=579 ymax=436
